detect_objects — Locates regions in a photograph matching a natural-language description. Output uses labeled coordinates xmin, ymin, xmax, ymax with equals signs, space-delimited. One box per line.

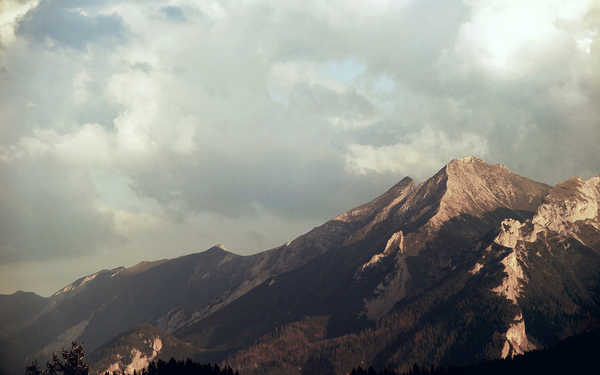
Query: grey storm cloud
xmin=0 ymin=157 xmax=118 ymax=263
xmin=160 ymin=6 xmax=186 ymax=22
xmin=128 ymin=148 xmax=396 ymax=220
xmin=16 ymin=0 xmax=127 ymax=49
xmin=1 ymin=0 xmax=599 ymax=295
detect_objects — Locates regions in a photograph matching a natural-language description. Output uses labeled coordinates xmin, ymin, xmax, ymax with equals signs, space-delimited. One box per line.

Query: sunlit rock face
xmin=88 ymin=324 xmax=200 ymax=375
xmin=481 ymin=174 xmax=600 ymax=359
xmin=491 ymin=219 xmax=532 ymax=358
xmin=440 ymin=157 xmax=548 ymax=221
xmin=533 ymin=176 xmax=600 ymax=236
xmin=101 ymin=337 xmax=162 ymax=375
xmin=494 ymin=219 xmax=527 ymax=250
xmin=125 ymin=337 xmax=162 ymax=374
xmin=500 ymin=314 xmax=533 ymax=358
xmin=360 ymin=231 xmax=404 ymax=272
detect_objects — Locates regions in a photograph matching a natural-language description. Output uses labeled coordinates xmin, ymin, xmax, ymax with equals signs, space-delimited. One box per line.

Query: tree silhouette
xmin=26 ymin=342 xmax=88 ymax=375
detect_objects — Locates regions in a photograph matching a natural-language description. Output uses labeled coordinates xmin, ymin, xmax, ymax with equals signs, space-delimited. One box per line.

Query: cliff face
xmin=2 ymin=157 xmax=599 ymax=375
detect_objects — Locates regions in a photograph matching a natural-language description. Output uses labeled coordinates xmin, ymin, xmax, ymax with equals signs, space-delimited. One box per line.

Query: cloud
xmin=160 ymin=6 xmax=186 ymax=22
xmin=0 ymin=154 xmax=118 ymax=263
xmin=1 ymin=0 xmax=599 ymax=294
xmin=16 ymin=0 xmax=126 ymax=49
xmin=456 ymin=1 xmax=595 ymax=74
xmin=0 ymin=0 xmax=39 ymax=50
xmin=344 ymin=127 xmax=490 ymax=180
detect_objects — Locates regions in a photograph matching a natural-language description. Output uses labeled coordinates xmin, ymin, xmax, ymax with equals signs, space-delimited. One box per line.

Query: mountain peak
xmin=204 ymin=243 xmax=236 ymax=256
xmin=206 ymin=243 xmax=228 ymax=252
xmin=412 ymin=157 xmax=552 ymax=230
xmin=446 ymin=155 xmax=510 ymax=174
xmin=454 ymin=155 xmax=484 ymax=163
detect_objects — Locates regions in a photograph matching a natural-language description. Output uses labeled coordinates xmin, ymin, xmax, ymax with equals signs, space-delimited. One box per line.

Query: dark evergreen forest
xmin=26 ymin=327 xmax=598 ymax=375
xmin=350 ymin=327 xmax=599 ymax=375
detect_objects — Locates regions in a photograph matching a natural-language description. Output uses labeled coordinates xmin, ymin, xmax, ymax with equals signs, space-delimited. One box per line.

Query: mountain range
xmin=1 ymin=156 xmax=599 ymax=375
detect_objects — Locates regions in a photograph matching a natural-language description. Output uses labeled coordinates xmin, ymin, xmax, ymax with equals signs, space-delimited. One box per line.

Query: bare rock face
xmin=360 ymin=231 xmax=405 ymax=272
xmin=101 ymin=337 xmax=162 ymax=375
xmin=490 ymin=221 xmax=532 ymax=358
xmin=444 ymin=157 xmax=548 ymax=215
xmin=89 ymin=325 xmax=197 ymax=375
xmin=533 ymin=176 xmax=600 ymax=236
xmin=494 ymin=219 xmax=528 ymax=250
xmin=500 ymin=314 xmax=533 ymax=358
xmin=476 ymin=174 xmax=600 ymax=359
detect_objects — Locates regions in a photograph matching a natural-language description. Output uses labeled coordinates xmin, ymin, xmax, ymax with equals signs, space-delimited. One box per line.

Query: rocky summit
xmin=2 ymin=157 xmax=599 ymax=375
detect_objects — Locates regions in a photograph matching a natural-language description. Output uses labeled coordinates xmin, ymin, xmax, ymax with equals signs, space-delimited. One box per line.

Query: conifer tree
xmin=26 ymin=342 xmax=88 ymax=375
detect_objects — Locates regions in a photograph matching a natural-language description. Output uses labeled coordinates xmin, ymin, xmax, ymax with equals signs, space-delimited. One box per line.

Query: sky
xmin=1 ymin=0 xmax=599 ymax=296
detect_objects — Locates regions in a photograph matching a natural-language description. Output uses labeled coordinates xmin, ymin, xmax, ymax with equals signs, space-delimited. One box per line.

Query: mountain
xmin=1 ymin=156 xmax=599 ymax=375
xmin=0 ymin=291 xmax=47 ymax=339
